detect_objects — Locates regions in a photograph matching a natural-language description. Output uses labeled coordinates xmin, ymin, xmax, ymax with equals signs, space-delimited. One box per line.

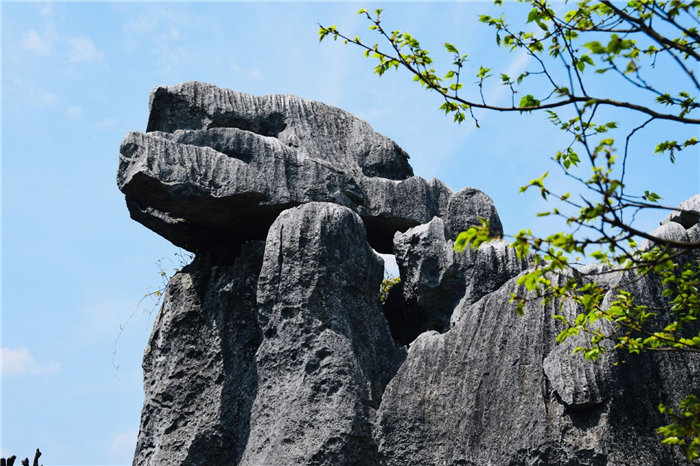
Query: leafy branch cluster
xmin=321 ymin=0 xmax=700 ymax=460
xmin=380 ymin=272 xmax=401 ymax=305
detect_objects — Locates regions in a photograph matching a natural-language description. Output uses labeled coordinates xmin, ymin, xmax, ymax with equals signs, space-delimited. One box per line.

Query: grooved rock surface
xmin=146 ymin=82 xmax=414 ymax=180
xmin=134 ymin=242 xmax=264 ymax=466
xmin=446 ymin=187 xmax=504 ymax=239
xmin=387 ymin=216 xmax=529 ymax=344
xmin=375 ymin=270 xmax=698 ymax=466
xmin=117 ymin=82 xmax=487 ymax=253
xmin=240 ymin=202 xmax=405 ymax=465
xmin=641 ymin=221 xmax=691 ymax=250
xmin=661 ymin=194 xmax=700 ymax=229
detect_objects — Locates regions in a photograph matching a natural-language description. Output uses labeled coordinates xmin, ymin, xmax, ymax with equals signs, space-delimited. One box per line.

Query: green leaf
xmin=477 ymin=66 xmax=492 ymax=79
xmin=584 ymin=41 xmax=606 ymax=54
xmin=527 ymin=8 xmax=540 ymax=23
xmin=519 ymin=94 xmax=541 ymax=109
xmin=444 ymin=43 xmax=459 ymax=54
xmin=643 ymin=191 xmax=662 ymax=203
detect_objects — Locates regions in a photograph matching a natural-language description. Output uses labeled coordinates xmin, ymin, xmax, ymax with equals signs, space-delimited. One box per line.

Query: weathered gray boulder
xmin=689 ymin=223 xmax=700 ymax=244
xmin=387 ymin=216 xmax=529 ymax=344
xmin=661 ymin=194 xmax=700 ymax=229
xmin=119 ymin=82 xmax=490 ymax=253
xmin=641 ymin=221 xmax=691 ymax=250
xmin=146 ymin=82 xmax=413 ymax=180
xmin=133 ymin=242 xmax=264 ymax=466
xmin=239 ymin=202 xmax=405 ymax=465
xmin=118 ymin=83 xmax=506 ymax=254
xmin=578 ymin=262 xmax=623 ymax=291
xmin=646 ymin=196 xmax=700 ymax=261
xmin=446 ymin=186 xmax=504 ymax=239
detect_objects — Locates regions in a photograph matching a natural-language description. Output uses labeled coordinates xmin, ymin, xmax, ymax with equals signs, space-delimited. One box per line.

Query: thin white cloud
xmin=33 ymin=88 xmax=60 ymax=107
xmin=356 ymin=107 xmax=395 ymax=122
xmin=66 ymin=105 xmax=84 ymax=120
xmin=68 ymin=37 xmax=104 ymax=63
xmin=160 ymin=26 xmax=179 ymax=42
xmin=2 ymin=347 xmax=60 ymax=377
xmin=8 ymin=77 xmax=60 ymax=107
xmin=486 ymin=50 xmax=532 ymax=107
xmin=37 ymin=1 xmax=53 ymax=16
xmin=230 ymin=60 xmax=264 ymax=80
xmin=157 ymin=44 xmax=189 ymax=74
xmin=110 ymin=429 xmax=138 ymax=462
xmin=124 ymin=14 xmax=158 ymax=35
xmin=23 ymin=30 xmax=52 ymax=56
xmin=93 ymin=118 xmax=117 ymax=130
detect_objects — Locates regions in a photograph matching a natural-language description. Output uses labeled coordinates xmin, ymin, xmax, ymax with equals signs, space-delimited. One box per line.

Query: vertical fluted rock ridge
xmin=239 ymin=202 xmax=404 ymax=465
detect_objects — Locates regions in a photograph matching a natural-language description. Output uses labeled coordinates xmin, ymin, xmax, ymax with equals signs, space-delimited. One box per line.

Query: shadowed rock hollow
xmin=119 ymin=82 xmax=699 ymax=466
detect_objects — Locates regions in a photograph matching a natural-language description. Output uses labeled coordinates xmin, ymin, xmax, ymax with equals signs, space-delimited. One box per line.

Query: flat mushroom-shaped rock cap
xmin=146 ymin=81 xmax=414 ymax=180
xmin=117 ymin=82 xmax=502 ymax=254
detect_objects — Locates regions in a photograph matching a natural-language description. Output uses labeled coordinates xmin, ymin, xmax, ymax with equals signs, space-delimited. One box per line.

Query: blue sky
xmin=2 ymin=1 xmax=697 ymax=464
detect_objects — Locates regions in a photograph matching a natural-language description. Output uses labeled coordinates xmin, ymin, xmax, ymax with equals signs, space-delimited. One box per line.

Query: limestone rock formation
xmin=387 ymin=216 xmax=529 ymax=345
xmin=119 ymin=82 xmax=698 ymax=466
xmin=117 ymin=82 xmax=474 ymax=254
xmin=240 ymin=202 xmax=404 ymax=465
xmin=146 ymin=82 xmax=413 ymax=180
xmin=375 ymin=268 xmax=698 ymax=466
xmin=446 ymin=186 xmax=504 ymax=239
xmin=641 ymin=221 xmax=691 ymax=250
xmin=661 ymin=194 xmax=700 ymax=229
xmin=134 ymin=242 xmax=264 ymax=465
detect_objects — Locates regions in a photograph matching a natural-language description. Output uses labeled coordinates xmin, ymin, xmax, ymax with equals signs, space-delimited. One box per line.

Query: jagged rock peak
xmin=123 ymin=86 xmax=698 ymax=466
xmin=376 ymin=268 xmax=696 ymax=466
xmin=133 ymin=242 xmax=265 ymax=466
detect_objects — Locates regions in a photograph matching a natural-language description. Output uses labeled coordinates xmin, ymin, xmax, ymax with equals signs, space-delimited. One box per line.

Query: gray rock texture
xmin=146 ymin=82 xmax=413 ymax=180
xmin=689 ymin=223 xmax=700 ymax=244
xmin=641 ymin=221 xmax=691 ymax=250
xmin=661 ymin=194 xmax=700 ymax=229
xmin=643 ymin=195 xmax=700 ymax=251
xmin=375 ymin=269 xmax=699 ymax=466
xmin=386 ymin=216 xmax=529 ymax=344
xmin=122 ymin=84 xmax=699 ymax=466
xmin=134 ymin=242 xmax=264 ymax=466
xmin=239 ymin=202 xmax=404 ymax=465
xmin=117 ymin=82 xmax=492 ymax=254
xmin=446 ymin=186 xmax=504 ymax=239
